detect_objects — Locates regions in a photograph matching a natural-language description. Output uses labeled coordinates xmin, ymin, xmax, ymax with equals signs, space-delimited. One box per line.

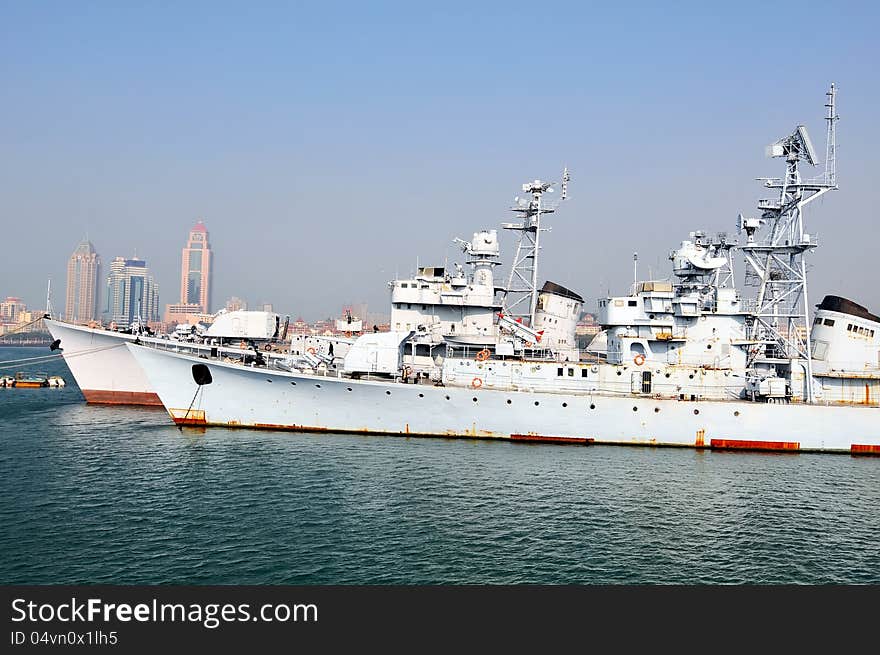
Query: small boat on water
xmin=0 ymin=372 xmax=66 ymax=388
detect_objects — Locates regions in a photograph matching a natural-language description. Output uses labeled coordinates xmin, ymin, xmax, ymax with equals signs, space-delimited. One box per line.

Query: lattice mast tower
xmin=739 ymin=84 xmax=838 ymax=402
xmin=501 ymin=168 xmax=569 ymax=326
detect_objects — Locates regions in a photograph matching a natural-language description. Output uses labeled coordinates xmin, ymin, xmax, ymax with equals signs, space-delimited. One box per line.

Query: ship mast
xmin=45 ymin=278 xmax=52 ymax=319
xmin=739 ymin=84 xmax=838 ymax=403
xmin=501 ymin=168 xmax=569 ymax=326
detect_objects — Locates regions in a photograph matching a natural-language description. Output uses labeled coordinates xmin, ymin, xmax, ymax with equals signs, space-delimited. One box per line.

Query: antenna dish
xmin=766 ymin=124 xmax=817 ymax=165
xmin=797 ymin=125 xmax=818 ymax=165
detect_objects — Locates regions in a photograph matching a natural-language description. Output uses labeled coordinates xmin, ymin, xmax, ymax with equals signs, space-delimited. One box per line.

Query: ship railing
xmin=446 ymin=344 xmax=562 ymax=363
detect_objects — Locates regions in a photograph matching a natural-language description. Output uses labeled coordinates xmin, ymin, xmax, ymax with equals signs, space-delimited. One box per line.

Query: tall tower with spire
xmin=179 ymin=220 xmax=212 ymax=313
xmin=64 ymin=239 xmax=101 ymax=323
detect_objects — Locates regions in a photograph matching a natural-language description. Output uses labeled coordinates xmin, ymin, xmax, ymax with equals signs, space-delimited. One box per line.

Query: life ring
xmin=307 ymin=347 xmax=316 ymax=355
xmin=524 ymin=341 xmax=533 ymax=348
xmin=471 ymin=377 xmax=483 ymax=389
xmin=633 ymin=353 xmax=646 ymax=366
xmin=475 ymin=349 xmax=490 ymax=361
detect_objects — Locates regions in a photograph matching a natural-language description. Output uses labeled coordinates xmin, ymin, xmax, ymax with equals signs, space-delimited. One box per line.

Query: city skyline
xmin=2 ymin=3 xmax=879 ymax=321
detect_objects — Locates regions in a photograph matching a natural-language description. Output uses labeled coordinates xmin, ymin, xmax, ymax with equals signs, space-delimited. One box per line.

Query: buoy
xmin=475 ymin=349 xmax=490 ymax=362
xmin=471 ymin=377 xmax=483 ymax=389
xmin=633 ymin=353 xmax=646 ymax=366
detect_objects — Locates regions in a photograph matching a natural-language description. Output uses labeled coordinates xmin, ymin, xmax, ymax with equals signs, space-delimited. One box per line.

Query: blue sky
xmin=2 ymin=1 xmax=878 ymax=319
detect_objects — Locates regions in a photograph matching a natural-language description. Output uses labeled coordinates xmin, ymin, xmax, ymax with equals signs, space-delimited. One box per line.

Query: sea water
xmin=1 ymin=347 xmax=878 ymax=584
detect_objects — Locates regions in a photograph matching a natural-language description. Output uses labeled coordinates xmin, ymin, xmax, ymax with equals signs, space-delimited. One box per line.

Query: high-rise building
xmin=0 ymin=297 xmax=26 ymax=324
xmin=179 ymin=220 xmax=212 ymax=313
xmin=225 ymin=296 xmax=247 ymax=312
xmin=165 ymin=220 xmax=212 ymax=325
xmin=64 ymin=240 xmax=101 ymax=323
xmin=0 ymin=297 xmax=45 ymax=336
xmin=106 ymin=257 xmax=159 ymax=329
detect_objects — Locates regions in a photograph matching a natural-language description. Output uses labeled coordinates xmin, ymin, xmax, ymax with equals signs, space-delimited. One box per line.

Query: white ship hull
xmin=128 ymin=343 xmax=880 ymax=455
xmin=46 ymin=319 xmax=161 ymax=405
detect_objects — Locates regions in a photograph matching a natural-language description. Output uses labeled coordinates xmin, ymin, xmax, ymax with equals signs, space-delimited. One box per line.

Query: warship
xmin=128 ymin=85 xmax=880 ymax=454
xmin=45 ymin=306 xmax=361 ymax=405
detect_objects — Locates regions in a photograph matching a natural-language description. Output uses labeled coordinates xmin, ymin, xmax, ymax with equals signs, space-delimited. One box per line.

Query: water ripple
xmin=1 ymin=347 xmax=879 ymax=584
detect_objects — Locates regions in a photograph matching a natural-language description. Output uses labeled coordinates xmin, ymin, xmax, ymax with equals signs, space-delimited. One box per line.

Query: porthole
xmin=734 ymin=410 xmax=740 ymax=417
xmin=266 ymin=379 xmax=273 ymax=383
xmin=386 ymin=390 xmax=392 ymax=395
xmin=562 ymin=402 xmax=568 ymax=408
xmin=472 ymin=397 xmax=478 ymax=402
xmin=445 ymin=395 xmax=450 ymax=400
xmin=633 ymin=406 xmax=638 ymax=412
xmin=418 ymin=393 xmax=424 ymax=398
xmin=654 ymin=407 xmax=660 ymax=413
xmin=534 ymin=401 xmax=540 ymax=406
xmin=694 ymin=409 xmax=700 ymax=415
xmin=589 ymin=403 xmax=596 ymax=410
xmin=346 ymin=387 xmax=353 ymax=392
xmin=688 ymin=374 xmax=694 ymax=379
xmin=315 ymin=384 xmax=321 ymax=388
xmin=506 ymin=399 xmax=512 ymax=405
xmin=665 ymin=373 xmax=671 ymax=378
xmin=290 ymin=381 xmax=297 ymax=386
xmin=616 ymin=371 xmax=622 ymax=376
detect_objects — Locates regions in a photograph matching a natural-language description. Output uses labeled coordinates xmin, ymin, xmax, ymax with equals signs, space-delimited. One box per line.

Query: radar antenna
xmin=500 ymin=167 xmax=569 ymax=326
xmin=739 ymin=84 xmax=839 ymax=402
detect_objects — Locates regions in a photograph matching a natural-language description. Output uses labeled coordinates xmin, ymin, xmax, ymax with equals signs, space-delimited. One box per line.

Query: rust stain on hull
xmin=82 ymin=389 xmax=162 ymax=406
xmin=254 ymin=423 xmax=329 ymax=432
xmin=695 ymin=429 xmax=706 ymax=448
xmin=172 ymin=416 xmax=207 ymax=426
xmin=175 ymin=420 xmax=559 ymax=444
xmin=710 ymin=438 xmax=800 ymax=452
xmin=169 ymin=408 xmax=206 ymax=425
xmin=851 ymin=444 xmax=880 ymax=456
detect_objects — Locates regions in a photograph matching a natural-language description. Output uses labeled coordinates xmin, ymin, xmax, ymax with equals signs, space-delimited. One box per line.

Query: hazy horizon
xmin=3 ymin=2 xmax=879 ymax=321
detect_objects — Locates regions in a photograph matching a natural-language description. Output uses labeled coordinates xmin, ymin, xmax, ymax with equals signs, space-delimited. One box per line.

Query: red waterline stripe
xmin=710 ymin=439 xmax=800 ymax=452
xmin=171 ymin=416 xmax=207 ymax=426
xmin=82 ymin=389 xmax=162 ymax=406
xmin=851 ymin=444 xmax=880 ymax=455
xmin=510 ymin=434 xmax=593 ymax=445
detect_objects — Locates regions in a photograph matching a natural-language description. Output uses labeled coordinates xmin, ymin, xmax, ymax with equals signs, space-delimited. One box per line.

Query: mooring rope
xmin=0 ymin=342 xmax=128 ymax=371
xmin=0 ymin=313 xmax=51 ymax=337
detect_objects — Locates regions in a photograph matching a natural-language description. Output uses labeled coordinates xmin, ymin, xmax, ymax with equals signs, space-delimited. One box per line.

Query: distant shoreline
xmin=0 ymin=334 xmax=53 ymax=347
